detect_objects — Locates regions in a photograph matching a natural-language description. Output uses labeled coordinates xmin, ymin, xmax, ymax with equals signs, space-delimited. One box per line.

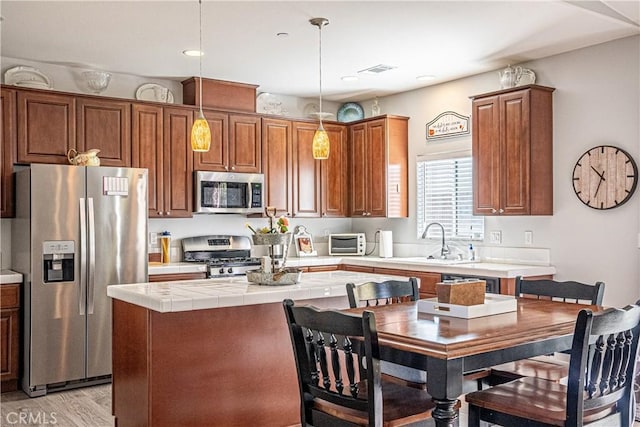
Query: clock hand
xmin=594 ymin=175 xmax=604 ymax=198
xmin=590 ymin=165 xmax=606 ymax=181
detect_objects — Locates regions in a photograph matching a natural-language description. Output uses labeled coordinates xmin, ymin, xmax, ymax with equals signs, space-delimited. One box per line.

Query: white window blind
xmin=416 ymin=156 xmax=484 ymax=240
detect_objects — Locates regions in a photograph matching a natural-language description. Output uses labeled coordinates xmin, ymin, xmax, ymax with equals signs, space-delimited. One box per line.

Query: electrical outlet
xmin=149 ymin=232 xmax=158 ymax=246
xmin=524 ymin=231 xmax=533 ymax=245
xmin=489 ymin=231 xmax=502 ymax=244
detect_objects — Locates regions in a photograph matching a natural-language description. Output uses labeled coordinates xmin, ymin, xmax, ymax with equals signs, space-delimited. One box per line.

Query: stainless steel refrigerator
xmin=12 ymin=164 xmax=148 ymax=397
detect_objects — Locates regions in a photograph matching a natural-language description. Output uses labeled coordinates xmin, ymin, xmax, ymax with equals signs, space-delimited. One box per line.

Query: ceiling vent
xmin=358 ymin=64 xmax=397 ymax=75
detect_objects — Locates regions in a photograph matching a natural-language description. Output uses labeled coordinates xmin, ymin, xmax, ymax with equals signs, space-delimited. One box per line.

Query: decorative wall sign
xmin=426 ymin=111 xmax=470 ymax=140
xmin=293 ymin=225 xmax=317 ymax=257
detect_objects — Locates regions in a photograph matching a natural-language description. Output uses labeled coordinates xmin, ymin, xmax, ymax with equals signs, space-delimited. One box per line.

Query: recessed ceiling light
xmin=341 ymin=75 xmax=358 ymax=82
xmin=417 ymin=75 xmax=436 ymax=81
xmin=183 ymin=49 xmax=203 ymax=57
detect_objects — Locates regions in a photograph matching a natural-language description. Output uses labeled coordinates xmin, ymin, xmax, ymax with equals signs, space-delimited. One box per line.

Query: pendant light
xmin=310 ymin=18 xmax=329 ymax=160
xmin=191 ymin=0 xmax=211 ymax=152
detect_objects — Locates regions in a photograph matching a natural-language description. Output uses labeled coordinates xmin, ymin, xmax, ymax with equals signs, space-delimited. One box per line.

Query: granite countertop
xmin=107 ymin=270 xmax=409 ymax=313
xmin=0 ymin=270 xmax=23 ymax=284
xmin=149 ymin=256 xmax=556 ymax=279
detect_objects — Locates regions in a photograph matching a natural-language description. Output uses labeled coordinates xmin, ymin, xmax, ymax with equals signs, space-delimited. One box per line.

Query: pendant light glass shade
xmin=190 ymin=0 xmax=211 ymax=152
xmin=312 ymin=123 xmax=330 ymax=159
xmin=191 ymin=110 xmax=211 ymax=152
xmin=310 ymin=17 xmax=329 ymax=160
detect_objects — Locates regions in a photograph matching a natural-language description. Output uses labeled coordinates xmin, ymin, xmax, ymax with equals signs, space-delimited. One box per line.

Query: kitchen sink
xmin=390 ymin=257 xmax=476 ymax=266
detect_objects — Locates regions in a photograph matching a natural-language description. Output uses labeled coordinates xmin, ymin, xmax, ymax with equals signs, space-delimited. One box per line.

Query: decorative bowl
xmin=82 ymin=70 xmax=111 ymax=94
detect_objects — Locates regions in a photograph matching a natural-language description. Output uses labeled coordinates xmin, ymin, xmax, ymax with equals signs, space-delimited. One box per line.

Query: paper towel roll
xmin=379 ymin=231 xmax=393 ymax=258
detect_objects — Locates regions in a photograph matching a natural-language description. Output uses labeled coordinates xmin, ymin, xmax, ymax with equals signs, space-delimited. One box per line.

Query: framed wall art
xmin=293 ymin=225 xmax=317 ymax=257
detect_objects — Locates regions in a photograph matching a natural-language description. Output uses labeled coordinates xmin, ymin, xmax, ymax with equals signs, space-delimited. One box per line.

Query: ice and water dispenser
xmin=43 ymin=241 xmax=75 ymax=283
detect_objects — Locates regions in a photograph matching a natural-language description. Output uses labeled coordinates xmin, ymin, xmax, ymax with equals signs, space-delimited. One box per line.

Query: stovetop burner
xmin=182 ymin=235 xmax=271 ymax=278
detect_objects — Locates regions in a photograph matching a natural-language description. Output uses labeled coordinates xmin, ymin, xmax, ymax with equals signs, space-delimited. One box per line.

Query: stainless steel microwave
xmin=194 ymin=171 xmax=264 ymax=214
xmin=328 ymin=233 xmax=366 ymax=256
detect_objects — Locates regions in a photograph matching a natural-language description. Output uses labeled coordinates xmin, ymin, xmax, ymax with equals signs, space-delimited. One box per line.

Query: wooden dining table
xmin=345 ymin=298 xmax=603 ymax=427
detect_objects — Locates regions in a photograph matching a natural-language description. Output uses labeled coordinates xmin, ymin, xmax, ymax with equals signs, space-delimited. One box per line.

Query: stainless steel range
xmin=182 ymin=235 xmax=274 ymax=278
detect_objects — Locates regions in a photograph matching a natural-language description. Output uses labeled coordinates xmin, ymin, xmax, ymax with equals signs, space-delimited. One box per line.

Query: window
xmin=417 ymin=155 xmax=484 ymax=240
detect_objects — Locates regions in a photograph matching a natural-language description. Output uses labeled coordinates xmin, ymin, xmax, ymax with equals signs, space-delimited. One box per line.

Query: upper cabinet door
xmin=500 ymin=90 xmax=530 ymax=214
xmin=472 ymin=95 xmax=501 ymax=215
xmin=17 ymin=90 xmax=76 ymax=164
xmin=229 ymin=114 xmax=261 ymax=173
xmin=366 ymin=118 xmax=387 ymax=217
xmin=193 ymin=110 xmax=229 ymax=172
xmin=262 ymin=118 xmax=293 ymax=216
xmin=349 ymin=122 xmax=368 ymax=217
xmin=322 ymin=124 xmax=348 ymax=217
xmin=132 ymin=103 xmax=163 ymax=218
xmin=292 ymin=121 xmax=321 ymax=218
xmin=76 ymin=98 xmax=131 ymax=167
xmin=163 ymin=107 xmax=193 ymax=218
xmin=1 ymin=88 xmax=16 ymax=218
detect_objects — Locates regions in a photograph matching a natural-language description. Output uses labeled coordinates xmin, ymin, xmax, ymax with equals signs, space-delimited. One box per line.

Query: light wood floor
xmin=0 ymin=384 xmax=113 ymax=427
xmin=1 ymin=384 xmax=639 ymax=427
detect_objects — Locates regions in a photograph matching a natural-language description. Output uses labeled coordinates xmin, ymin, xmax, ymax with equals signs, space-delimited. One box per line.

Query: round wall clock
xmin=572 ymin=145 xmax=638 ymax=210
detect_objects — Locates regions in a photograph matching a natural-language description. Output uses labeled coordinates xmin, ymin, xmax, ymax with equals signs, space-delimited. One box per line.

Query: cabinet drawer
xmin=0 ymin=284 xmax=20 ymax=309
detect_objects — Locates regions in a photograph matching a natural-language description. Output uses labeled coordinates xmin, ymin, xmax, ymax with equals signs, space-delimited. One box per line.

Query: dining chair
xmin=488 ymin=276 xmax=605 ymax=386
xmin=282 ymin=299 xmax=435 ymax=426
xmin=346 ymin=278 xmax=419 ymax=308
xmin=466 ymin=302 xmax=640 ymax=427
xmin=346 ymin=278 xmax=429 ymax=389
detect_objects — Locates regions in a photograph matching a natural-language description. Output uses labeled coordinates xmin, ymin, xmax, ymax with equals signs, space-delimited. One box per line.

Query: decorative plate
xmin=135 ymin=83 xmax=174 ymax=103
xmin=256 ymin=92 xmax=286 ymax=115
xmin=4 ymin=65 xmax=52 ymax=89
xmin=337 ymin=102 xmax=364 ymax=123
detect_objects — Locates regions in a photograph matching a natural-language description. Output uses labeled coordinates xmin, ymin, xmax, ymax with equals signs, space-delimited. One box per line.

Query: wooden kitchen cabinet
xmin=132 ymin=103 xmax=194 ymax=218
xmin=471 ymin=85 xmax=554 ymax=215
xmin=262 ymin=118 xmax=293 ymax=216
xmin=263 ymin=119 xmax=347 ymax=218
xmin=349 ymin=115 xmax=408 ymax=218
xmin=1 ymin=88 xmax=16 ymax=218
xmin=16 ymin=89 xmax=75 ymax=164
xmin=149 ymin=272 xmax=207 ymax=282
xmin=373 ymin=267 xmax=441 ymax=298
xmin=193 ymin=111 xmax=261 ymax=173
xmin=1 ymin=283 xmax=20 ymax=392
xmin=76 ymin=98 xmax=131 ymax=167
xmin=291 ymin=120 xmax=348 ymax=218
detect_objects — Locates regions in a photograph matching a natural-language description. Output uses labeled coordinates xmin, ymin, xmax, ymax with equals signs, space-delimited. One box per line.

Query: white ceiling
xmin=1 ymin=1 xmax=638 ymax=102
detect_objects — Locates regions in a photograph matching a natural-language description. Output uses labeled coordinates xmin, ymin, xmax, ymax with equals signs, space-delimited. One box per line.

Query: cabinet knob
xmin=362 ymin=212 xmax=367 ymax=216
xmin=491 ymin=208 xmax=497 ymax=214
xmin=166 ymin=211 xmax=171 ymax=216
xmin=158 ymin=212 xmax=163 ymax=216
xmin=499 ymin=208 xmax=504 ymax=214
xmin=231 ymin=166 xmax=235 ymax=171
xmin=224 ymin=166 xmax=229 ymax=171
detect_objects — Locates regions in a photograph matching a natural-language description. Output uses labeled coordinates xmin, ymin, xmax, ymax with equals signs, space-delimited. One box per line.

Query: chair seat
xmin=315 ymin=378 xmax=436 ymax=426
xmin=465 ymin=376 xmax=616 ymax=426
xmin=490 ymin=358 xmax=569 ymax=383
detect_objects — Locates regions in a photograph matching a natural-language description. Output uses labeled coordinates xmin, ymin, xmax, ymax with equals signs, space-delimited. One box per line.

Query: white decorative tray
xmin=417 ymin=294 xmax=517 ymax=318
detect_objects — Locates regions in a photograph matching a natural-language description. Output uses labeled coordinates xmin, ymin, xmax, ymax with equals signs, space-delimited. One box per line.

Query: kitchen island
xmin=108 ymin=271 xmax=409 ymax=427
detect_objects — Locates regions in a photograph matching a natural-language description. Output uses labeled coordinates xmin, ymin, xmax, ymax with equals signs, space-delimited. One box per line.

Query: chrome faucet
xmin=421 ymin=222 xmax=450 ymax=259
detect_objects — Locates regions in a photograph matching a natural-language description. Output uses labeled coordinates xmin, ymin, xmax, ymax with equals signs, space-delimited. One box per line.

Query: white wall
xmin=356 ymin=35 xmax=640 ymax=307
xmin=2 ymin=36 xmax=638 ymax=307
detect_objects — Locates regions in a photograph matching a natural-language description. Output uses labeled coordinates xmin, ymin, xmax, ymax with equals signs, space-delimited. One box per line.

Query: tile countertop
xmin=0 ymin=270 xmax=23 ymax=284
xmin=149 ymin=256 xmax=556 ymax=279
xmin=107 ymin=270 xmax=410 ymax=313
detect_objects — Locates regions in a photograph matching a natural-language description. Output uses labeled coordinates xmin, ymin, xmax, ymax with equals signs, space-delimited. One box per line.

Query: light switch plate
xmin=489 ymin=231 xmax=502 ymax=244
xmin=149 ymin=232 xmax=158 ymax=246
xmin=524 ymin=231 xmax=533 ymax=245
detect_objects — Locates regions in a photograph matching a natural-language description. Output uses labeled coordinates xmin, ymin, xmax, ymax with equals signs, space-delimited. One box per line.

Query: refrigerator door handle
xmin=79 ymin=197 xmax=87 ymax=315
xmin=88 ymin=197 xmax=96 ymax=315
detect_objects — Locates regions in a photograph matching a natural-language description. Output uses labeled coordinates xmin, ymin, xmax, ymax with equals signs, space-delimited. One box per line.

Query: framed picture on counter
xmin=294 ymin=226 xmax=317 ymax=257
